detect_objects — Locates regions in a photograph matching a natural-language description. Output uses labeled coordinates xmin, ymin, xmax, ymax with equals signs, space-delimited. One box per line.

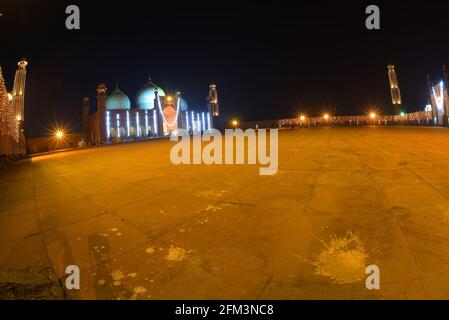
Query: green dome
xmin=136 ymin=79 xmax=165 ymax=110
xmin=106 ymin=85 xmax=131 ymax=110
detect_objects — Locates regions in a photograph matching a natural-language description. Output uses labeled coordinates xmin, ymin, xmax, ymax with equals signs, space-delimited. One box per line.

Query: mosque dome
xmin=106 ymin=85 xmax=131 ymax=110
xmin=136 ymin=78 xmax=165 ymax=110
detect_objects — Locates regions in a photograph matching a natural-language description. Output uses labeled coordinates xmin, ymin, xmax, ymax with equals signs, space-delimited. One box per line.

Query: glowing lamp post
xmin=232 ymin=119 xmax=238 ymax=128
xmin=55 ymin=130 xmax=64 ymax=139
xmin=323 ymin=113 xmax=330 ymax=125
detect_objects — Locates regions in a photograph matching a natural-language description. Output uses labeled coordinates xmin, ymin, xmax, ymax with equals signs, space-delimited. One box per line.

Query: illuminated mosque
xmin=82 ymin=76 xmax=219 ymax=145
xmin=426 ymin=65 xmax=449 ymax=126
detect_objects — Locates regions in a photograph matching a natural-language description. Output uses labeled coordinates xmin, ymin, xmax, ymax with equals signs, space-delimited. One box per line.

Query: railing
xmin=239 ymin=111 xmax=439 ymax=129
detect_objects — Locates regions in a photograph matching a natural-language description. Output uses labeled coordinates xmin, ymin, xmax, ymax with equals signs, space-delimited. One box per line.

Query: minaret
xmin=11 ymin=58 xmax=28 ymax=125
xmin=207 ymin=83 xmax=219 ymax=117
xmin=82 ymin=97 xmax=90 ymax=132
xmin=175 ymin=91 xmax=183 ymax=129
xmin=387 ymin=65 xmax=402 ymax=114
xmin=96 ymin=83 xmax=107 ymax=144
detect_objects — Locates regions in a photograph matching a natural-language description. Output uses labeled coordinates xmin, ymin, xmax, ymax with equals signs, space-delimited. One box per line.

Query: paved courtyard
xmin=2 ymin=127 xmax=449 ymax=299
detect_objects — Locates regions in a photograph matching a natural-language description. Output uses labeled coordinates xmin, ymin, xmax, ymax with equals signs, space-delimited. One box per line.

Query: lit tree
xmin=0 ymin=66 xmax=19 ymax=154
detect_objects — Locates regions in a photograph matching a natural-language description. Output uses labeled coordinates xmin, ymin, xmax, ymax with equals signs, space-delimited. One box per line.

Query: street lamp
xmin=232 ymin=119 xmax=238 ymax=128
xmin=323 ymin=113 xmax=330 ymax=120
xmin=55 ymin=130 xmax=64 ymax=139
xmin=300 ymin=115 xmax=306 ymax=121
xmin=369 ymin=112 xmax=376 ymax=119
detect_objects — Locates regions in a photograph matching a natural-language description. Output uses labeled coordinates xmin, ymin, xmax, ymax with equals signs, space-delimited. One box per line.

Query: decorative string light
xmin=0 ymin=67 xmax=19 ymax=150
xmin=157 ymin=95 xmax=180 ymax=128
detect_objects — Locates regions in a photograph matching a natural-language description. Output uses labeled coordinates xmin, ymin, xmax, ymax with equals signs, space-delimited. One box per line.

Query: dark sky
xmin=2 ymin=0 xmax=449 ymax=136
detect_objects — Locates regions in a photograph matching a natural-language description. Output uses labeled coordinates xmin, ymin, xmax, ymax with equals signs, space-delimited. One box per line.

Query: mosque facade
xmin=426 ymin=65 xmax=449 ymax=126
xmin=82 ymin=77 xmax=219 ymax=145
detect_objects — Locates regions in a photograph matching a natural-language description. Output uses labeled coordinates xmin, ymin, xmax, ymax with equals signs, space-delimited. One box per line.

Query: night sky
xmin=2 ymin=0 xmax=449 ymax=136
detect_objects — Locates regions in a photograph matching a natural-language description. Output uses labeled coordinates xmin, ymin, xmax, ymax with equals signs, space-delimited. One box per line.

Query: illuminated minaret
xmin=387 ymin=64 xmax=402 ymax=113
xmin=176 ymin=91 xmax=183 ymax=129
xmin=96 ymin=83 xmax=107 ymax=144
xmin=11 ymin=58 xmax=28 ymax=124
xmin=207 ymin=83 xmax=219 ymax=117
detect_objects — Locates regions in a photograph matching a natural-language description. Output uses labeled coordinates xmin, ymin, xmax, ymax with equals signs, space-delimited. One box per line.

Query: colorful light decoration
xmin=0 ymin=67 xmax=19 ymax=146
xmin=157 ymin=95 xmax=180 ymax=128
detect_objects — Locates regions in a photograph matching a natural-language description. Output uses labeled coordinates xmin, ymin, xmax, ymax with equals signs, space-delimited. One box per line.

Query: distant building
xmin=83 ymin=76 xmax=219 ymax=145
xmin=387 ymin=64 xmax=402 ymax=113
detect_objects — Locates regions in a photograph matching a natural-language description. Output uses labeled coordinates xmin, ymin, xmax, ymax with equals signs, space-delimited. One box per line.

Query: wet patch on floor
xmin=311 ymin=231 xmax=367 ymax=284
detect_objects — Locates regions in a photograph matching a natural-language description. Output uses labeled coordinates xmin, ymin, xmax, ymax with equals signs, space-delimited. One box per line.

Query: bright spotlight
xmin=55 ymin=131 xmax=64 ymax=139
xmin=300 ymin=115 xmax=306 ymax=121
xmin=232 ymin=119 xmax=238 ymax=127
xmin=370 ymin=112 xmax=376 ymax=119
xmin=323 ymin=113 xmax=330 ymax=120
